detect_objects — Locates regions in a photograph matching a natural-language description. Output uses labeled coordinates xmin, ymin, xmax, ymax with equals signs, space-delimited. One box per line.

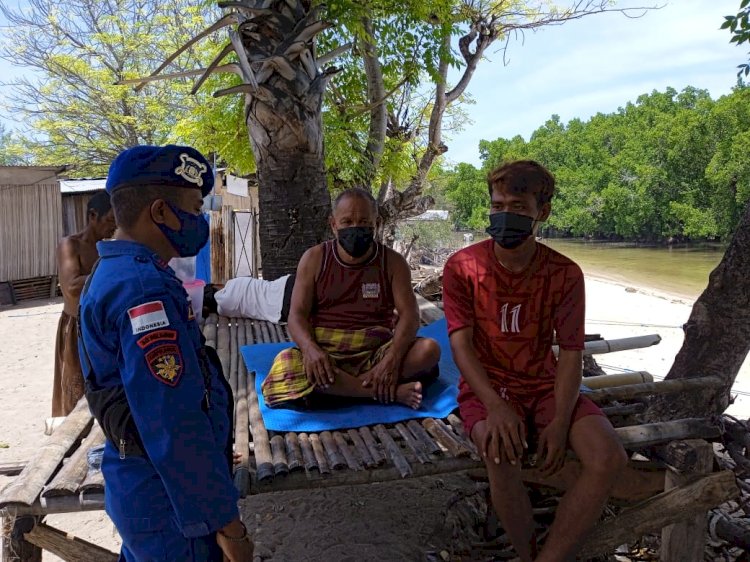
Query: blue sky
xmin=0 ymin=0 xmax=744 ymax=166
xmin=445 ymin=0 xmax=744 ymax=165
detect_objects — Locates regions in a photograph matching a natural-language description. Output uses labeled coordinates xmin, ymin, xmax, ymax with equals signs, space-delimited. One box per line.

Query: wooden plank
xmin=298 ymin=433 xmax=319 ymax=473
xmin=585 ymin=376 xmax=724 ymax=404
xmin=358 ymin=426 xmax=385 ymax=466
xmin=395 ymin=423 xmax=431 ymax=464
xmin=347 ymin=429 xmax=377 ymax=468
xmin=24 ymin=522 xmax=117 ymax=562
xmin=270 ymin=435 xmax=289 ymax=476
xmin=319 ymin=431 xmax=346 ymax=470
xmin=0 ymin=399 xmax=92 ymax=508
xmin=422 ymin=418 xmax=470 ymax=458
xmin=333 ymin=432 xmax=362 ymax=471
xmin=284 ymin=433 xmax=304 ymax=472
xmin=660 ymin=440 xmax=714 ymax=562
xmin=13 ymin=494 xmax=104 ymax=516
xmin=615 ymin=419 xmax=721 ymax=450
xmin=42 ymin=424 xmax=105 ymax=498
xmin=309 ymin=434 xmax=331 ymax=474
xmin=2 ymin=515 xmax=41 ymax=562
xmin=580 ymin=470 xmax=739 ymax=558
xmin=244 ymin=319 xmax=274 ymax=482
xmin=374 ymin=424 xmax=412 ymax=478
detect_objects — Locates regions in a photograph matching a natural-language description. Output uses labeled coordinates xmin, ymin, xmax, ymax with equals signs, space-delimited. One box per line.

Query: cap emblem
xmin=175 ymin=153 xmax=207 ymax=187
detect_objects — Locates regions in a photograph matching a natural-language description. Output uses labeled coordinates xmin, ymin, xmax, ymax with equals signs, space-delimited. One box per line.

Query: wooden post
xmin=660 ymin=439 xmax=714 ymax=562
xmin=24 ymin=522 xmax=117 ymax=562
xmin=1 ymin=515 xmax=41 ymax=562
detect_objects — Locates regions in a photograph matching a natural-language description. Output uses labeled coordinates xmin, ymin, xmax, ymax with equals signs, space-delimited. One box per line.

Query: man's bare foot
xmin=396 ymin=381 xmax=422 ymax=409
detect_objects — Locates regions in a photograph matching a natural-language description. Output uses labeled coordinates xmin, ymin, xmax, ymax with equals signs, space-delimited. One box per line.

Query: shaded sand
xmin=0 ymin=275 xmax=748 ymax=559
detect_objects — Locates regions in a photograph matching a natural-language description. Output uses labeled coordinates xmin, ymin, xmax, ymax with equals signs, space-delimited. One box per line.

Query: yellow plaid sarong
xmin=261 ymin=326 xmax=393 ymax=408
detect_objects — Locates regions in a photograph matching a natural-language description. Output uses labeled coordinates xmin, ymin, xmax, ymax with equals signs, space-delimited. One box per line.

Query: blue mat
xmin=240 ymin=318 xmax=459 ymax=432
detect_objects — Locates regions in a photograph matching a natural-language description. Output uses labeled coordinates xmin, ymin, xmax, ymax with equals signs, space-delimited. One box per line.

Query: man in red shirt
xmin=443 ymin=160 xmax=627 ymax=561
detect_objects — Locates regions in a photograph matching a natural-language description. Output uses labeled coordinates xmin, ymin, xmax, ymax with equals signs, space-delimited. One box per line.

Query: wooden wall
xmin=61 ymin=193 xmax=92 ymax=237
xmin=0 ymin=184 xmax=62 ymax=282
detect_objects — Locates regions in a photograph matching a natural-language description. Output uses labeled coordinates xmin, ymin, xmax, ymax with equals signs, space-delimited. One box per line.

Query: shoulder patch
xmin=137 ymin=329 xmax=178 ymax=349
xmin=146 ymin=344 xmax=183 ymax=386
xmin=128 ymin=301 xmax=170 ymax=335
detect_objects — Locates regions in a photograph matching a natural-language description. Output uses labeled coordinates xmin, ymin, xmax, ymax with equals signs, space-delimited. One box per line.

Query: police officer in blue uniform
xmin=78 ymin=145 xmax=253 ymax=561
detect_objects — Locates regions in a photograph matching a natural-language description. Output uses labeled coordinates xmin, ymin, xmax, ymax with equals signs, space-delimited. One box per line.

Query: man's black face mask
xmin=337 ymin=226 xmax=375 ymax=258
xmin=486 ymin=212 xmax=535 ymax=249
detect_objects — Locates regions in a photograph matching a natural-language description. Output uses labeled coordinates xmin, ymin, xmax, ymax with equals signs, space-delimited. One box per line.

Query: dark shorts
xmin=458 ymin=385 xmax=605 ymax=444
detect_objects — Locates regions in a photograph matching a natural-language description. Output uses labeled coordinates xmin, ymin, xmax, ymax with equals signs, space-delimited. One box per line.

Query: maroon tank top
xmin=312 ymin=240 xmax=395 ymax=330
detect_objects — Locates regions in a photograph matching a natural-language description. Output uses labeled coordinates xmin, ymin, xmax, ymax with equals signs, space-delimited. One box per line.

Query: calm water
xmin=540 ymin=239 xmax=725 ymax=300
xmin=449 ymin=234 xmax=725 ymax=300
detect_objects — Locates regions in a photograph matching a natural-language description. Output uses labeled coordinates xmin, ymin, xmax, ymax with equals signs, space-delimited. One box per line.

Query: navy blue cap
xmin=106 ymin=145 xmax=214 ymax=197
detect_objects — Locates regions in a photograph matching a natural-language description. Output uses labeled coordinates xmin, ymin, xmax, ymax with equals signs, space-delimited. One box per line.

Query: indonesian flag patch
xmin=128 ymin=301 xmax=170 ymax=335
xmin=145 ymin=344 xmax=183 ymax=386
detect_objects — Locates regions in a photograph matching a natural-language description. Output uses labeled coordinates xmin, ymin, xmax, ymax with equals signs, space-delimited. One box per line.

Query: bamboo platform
xmin=0 ymin=298 xmax=739 ymax=561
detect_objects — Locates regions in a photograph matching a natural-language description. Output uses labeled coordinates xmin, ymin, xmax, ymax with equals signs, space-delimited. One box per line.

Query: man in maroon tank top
xmin=443 ymin=161 xmax=627 ymax=561
xmin=261 ymin=188 xmax=440 ymax=409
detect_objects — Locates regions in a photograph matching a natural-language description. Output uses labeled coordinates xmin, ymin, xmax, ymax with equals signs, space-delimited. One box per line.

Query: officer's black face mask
xmin=337 ymin=226 xmax=375 ymax=258
xmin=486 ymin=212 xmax=535 ymax=250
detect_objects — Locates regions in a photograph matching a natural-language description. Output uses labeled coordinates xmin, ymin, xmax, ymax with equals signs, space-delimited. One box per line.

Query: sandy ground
xmin=0 ymin=274 xmax=748 ymax=561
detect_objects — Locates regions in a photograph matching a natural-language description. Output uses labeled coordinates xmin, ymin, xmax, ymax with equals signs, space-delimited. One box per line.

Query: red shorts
xmin=458 ymin=384 xmax=605 ymax=444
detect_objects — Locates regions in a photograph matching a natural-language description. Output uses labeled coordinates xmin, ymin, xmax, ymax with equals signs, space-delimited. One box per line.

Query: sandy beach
xmin=0 ymin=273 xmax=747 ymax=560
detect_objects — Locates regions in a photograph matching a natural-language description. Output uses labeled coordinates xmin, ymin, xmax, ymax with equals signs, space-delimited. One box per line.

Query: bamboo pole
xmin=582 ymin=371 xmax=654 ymax=390
xmin=217 ymin=317 xmax=231 ymax=377
xmin=244 ymin=321 xmax=274 ymax=482
xmin=374 ymin=424 xmax=412 ymax=478
xmin=553 ymin=334 xmax=661 ymax=357
xmin=585 ymin=376 xmax=724 ymax=404
xmin=309 ymin=434 xmax=331 ymax=474
xmin=233 ymin=365 xmax=250 ymax=496
xmin=42 ymin=424 xmax=105 ymax=498
xmin=358 ymin=427 xmax=385 ymax=466
xmin=346 ymin=429 xmax=377 ymax=468
xmin=229 ymin=318 xmax=239 ymax=398
xmin=395 ymin=423 xmax=431 ymax=464
xmin=298 ymin=433 xmax=319 ymax=473
xmin=0 ymin=399 xmax=92 ymax=508
xmin=284 ymin=433 xmax=303 ymax=472
xmin=422 ymin=418 xmax=470 ymax=458
xmin=333 ymin=432 xmax=362 ymax=471
xmin=319 ymin=432 xmax=346 ymax=470
xmin=270 ymin=435 xmax=289 ymax=476
xmin=406 ymin=420 xmax=442 ymax=457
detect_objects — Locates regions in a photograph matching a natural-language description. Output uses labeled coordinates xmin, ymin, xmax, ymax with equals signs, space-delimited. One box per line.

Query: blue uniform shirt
xmin=79 ymin=240 xmax=239 ymax=538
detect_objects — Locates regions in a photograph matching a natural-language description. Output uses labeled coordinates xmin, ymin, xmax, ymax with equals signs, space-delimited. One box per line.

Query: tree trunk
xmin=644 ymin=199 xmax=750 ymax=420
xmin=234 ymin=1 xmax=333 ymax=279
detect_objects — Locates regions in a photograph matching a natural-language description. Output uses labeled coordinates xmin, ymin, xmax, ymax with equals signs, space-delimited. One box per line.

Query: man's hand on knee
xmin=478 ymin=403 xmax=527 ymax=466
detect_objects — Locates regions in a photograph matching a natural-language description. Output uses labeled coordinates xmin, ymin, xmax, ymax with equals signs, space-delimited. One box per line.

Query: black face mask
xmin=337 ymin=226 xmax=375 ymax=258
xmin=486 ymin=212 xmax=535 ymax=249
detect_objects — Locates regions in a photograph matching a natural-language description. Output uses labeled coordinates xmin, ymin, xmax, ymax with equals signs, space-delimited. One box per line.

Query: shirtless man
xmin=52 ymin=190 xmax=116 ymax=416
xmin=261 ymin=188 xmax=440 ymax=409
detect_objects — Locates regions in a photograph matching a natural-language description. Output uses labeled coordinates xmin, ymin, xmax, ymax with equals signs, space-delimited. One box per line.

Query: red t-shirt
xmin=443 ymin=239 xmax=585 ymax=398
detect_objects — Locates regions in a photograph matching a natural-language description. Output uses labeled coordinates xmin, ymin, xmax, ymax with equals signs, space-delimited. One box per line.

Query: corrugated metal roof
xmin=59 ymin=178 xmax=106 ymax=194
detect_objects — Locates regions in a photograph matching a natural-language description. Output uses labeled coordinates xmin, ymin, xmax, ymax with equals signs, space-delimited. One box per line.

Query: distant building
xmin=407 ymin=209 xmax=449 ymax=222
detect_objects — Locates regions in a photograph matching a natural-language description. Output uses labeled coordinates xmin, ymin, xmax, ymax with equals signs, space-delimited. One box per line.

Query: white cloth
xmin=215 ymin=275 xmax=289 ymax=323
